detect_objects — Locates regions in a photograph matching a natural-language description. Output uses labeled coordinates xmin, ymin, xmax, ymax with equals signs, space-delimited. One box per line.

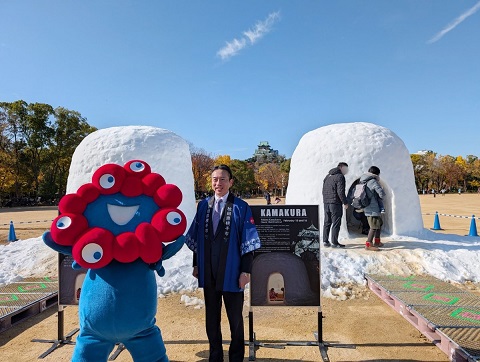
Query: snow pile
xmin=156 ymin=246 xmax=197 ymax=296
xmin=286 ymin=122 xmax=423 ymax=237
xmin=0 ymin=237 xmax=57 ymax=285
xmin=180 ymin=294 xmax=205 ymax=309
xmin=320 ymin=232 xmax=480 ymax=300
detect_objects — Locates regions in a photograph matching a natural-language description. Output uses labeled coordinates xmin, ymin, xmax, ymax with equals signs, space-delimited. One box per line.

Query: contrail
xmin=217 ymin=11 xmax=280 ymax=60
xmin=428 ymin=1 xmax=480 ymax=43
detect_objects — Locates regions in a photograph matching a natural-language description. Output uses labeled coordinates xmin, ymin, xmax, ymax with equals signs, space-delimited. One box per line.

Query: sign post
xmin=249 ymin=205 xmax=354 ymax=361
xmin=31 ymin=254 xmax=81 ymax=358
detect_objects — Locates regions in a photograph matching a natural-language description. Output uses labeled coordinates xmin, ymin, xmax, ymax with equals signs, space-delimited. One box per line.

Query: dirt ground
xmin=0 ymin=194 xmax=479 ymax=361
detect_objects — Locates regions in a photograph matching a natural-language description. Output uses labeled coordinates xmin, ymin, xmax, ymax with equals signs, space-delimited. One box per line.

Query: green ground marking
xmin=423 ymin=293 xmax=460 ymax=305
xmin=0 ymin=294 xmax=19 ymax=303
xmin=386 ymin=275 xmax=415 ymax=281
xmin=403 ymin=281 xmax=434 ymax=291
xmin=17 ymin=283 xmax=47 ymax=292
xmin=44 ymin=276 xmax=57 ymax=282
xmin=450 ymin=308 xmax=480 ymax=324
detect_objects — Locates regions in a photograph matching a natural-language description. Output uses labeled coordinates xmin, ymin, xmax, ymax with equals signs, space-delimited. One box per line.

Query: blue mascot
xmin=43 ymin=160 xmax=187 ymax=361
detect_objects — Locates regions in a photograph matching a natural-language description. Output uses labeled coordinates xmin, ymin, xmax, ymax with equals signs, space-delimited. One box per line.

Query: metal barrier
xmin=366 ymin=274 xmax=480 ymax=362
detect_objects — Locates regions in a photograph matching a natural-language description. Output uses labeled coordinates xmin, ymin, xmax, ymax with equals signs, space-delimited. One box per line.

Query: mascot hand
xmin=150 ymin=262 xmax=166 ymax=277
xmin=43 ymin=231 xmax=73 ymax=256
xmin=71 ymin=261 xmax=83 ymax=270
xmin=148 ymin=235 xmax=185 ymax=277
xmin=162 ymin=235 xmax=185 ymax=260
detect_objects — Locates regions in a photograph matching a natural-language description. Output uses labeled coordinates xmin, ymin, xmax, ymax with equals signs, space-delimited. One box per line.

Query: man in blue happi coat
xmin=186 ymin=164 xmax=261 ymax=362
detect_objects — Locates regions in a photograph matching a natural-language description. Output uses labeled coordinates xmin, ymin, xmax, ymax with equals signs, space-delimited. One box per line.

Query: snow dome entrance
xmin=267 ymin=273 xmax=285 ymax=305
xmin=286 ymin=122 xmax=423 ymax=238
xmin=346 ymin=178 xmax=393 ymax=236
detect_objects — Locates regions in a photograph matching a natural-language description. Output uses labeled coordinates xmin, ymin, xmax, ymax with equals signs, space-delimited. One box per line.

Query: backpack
xmin=351 ymin=182 xmax=371 ymax=209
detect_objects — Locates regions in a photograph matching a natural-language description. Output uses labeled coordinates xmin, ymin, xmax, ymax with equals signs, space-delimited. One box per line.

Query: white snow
xmin=286 ymin=122 xmax=424 ymax=237
xmin=180 ymin=294 xmax=205 ymax=309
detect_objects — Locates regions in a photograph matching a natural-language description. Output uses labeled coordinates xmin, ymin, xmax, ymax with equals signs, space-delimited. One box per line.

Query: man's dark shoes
xmin=331 ymin=243 xmax=345 ymax=248
xmin=323 ymin=242 xmax=331 ymax=247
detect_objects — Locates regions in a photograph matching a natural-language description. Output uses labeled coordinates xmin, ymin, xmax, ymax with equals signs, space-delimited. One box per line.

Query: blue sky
xmin=1 ymin=1 xmax=479 ymax=160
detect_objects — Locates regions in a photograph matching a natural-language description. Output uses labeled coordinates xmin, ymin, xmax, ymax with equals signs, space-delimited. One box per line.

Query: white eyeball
xmin=81 ymin=243 xmax=104 ymax=264
xmin=99 ymin=174 xmax=115 ymax=189
xmin=56 ymin=216 xmax=72 ymax=229
xmin=130 ymin=162 xmax=145 ymax=172
xmin=166 ymin=211 xmax=182 ymax=225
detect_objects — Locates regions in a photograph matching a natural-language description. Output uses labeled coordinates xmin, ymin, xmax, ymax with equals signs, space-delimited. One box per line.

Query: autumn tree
xmin=256 ymin=162 xmax=285 ymax=196
xmin=214 ymin=155 xmax=231 ymax=166
xmin=190 ymin=146 xmax=214 ymax=196
xmin=467 ymin=157 xmax=480 ymax=190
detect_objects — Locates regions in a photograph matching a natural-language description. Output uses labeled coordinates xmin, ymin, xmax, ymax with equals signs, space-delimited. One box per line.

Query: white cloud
xmin=217 ymin=11 xmax=280 ymax=61
xmin=428 ymin=1 xmax=480 ymax=44
xmin=216 ymin=38 xmax=247 ymax=60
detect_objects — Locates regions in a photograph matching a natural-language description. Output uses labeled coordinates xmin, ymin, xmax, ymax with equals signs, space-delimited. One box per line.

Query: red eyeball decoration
xmin=49 ymin=160 xmax=186 ymax=269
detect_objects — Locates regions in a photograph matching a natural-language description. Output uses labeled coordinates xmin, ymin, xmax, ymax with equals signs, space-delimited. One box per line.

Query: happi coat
xmin=186 ymin=193 xmax=261 ymax=292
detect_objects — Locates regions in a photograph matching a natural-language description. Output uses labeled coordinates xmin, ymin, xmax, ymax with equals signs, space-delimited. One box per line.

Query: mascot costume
xmin=43 ymin=160 xmax=186 ymax=362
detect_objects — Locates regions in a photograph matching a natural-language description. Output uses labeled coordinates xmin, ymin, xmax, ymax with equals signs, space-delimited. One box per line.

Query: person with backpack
xmin=359 ymin=166 xmax=386 ymax=251
xmin=322 ymin=162 xmax=349 ymax=248
xmin=347 ymin=180 xmax=370 ymax=235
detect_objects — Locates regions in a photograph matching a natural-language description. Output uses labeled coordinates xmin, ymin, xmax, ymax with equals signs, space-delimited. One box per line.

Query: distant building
xmin=252 ymin=141 xmax=280 ymax=163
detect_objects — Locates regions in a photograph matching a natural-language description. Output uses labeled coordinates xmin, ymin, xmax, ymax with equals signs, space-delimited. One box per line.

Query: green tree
xmin=41 ymin=107 xmax=96 ymax=199
xmin=0 ymin=101 xmax=96 ymax=203
xmin=230 ymin=159 xmax=256 ymax=196
xmin=0 ymin=100 xmax=30 ymax=198
xmin=23 ymin=102 xmax=55 ymax=196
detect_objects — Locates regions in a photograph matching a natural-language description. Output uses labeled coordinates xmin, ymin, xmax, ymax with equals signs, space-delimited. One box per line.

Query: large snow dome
xmin=286 ymin=122 xmax=423 ymax=237
xmin=66 ymin=126 xmax=196 ymax=225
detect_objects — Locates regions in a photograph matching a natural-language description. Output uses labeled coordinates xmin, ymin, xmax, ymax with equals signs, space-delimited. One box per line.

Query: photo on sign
xmin=250 ymin=205 xmax=320 ymax=307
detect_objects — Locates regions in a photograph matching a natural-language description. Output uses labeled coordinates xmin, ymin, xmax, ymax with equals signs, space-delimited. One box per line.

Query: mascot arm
xmin=43 ymin=231 xmax=82 ymax=269
xmin=43 ymin=231 xmax=73 ymax=255
xmin=162 ymin=235 xmax=185 ymax=260
xmin=149 ymin=235 xmax=185 ymax=277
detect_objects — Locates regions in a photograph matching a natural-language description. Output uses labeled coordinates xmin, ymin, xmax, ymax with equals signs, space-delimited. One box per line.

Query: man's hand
xmin=192 ymin=266 xmax=199 ymax=279
xmin=239 ymin=272 xmax=250 ymax=289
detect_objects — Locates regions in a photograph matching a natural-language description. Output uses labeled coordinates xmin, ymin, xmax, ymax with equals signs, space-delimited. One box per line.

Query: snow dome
xmin=286 ymin=122 xmax=423 ymax=237
xmin=66 ymin=126 xmax=196 ymax=225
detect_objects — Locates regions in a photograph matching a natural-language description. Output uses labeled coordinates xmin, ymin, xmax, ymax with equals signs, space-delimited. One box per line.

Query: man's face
xmin=211 ymin=169 xmax=233 ymax=197
xmin=341 ymin=166 xmax=349 ymax=175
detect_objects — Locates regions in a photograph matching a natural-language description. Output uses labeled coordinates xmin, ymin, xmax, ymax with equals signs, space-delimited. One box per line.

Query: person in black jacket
xmin=322 ymin=162 xmax=349 ymax=248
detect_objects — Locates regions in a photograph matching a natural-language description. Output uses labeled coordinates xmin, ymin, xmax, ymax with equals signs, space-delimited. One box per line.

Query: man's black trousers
xmin=204 ymin=286 xmax=245 ymax=362
xmin=323 ymin=203 xmax=343 ymax=244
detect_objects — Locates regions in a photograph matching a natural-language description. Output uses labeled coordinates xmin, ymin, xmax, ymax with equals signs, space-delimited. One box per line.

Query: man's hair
xmin=212 ymin=164 xmax=233 ymax=180
xmin=368 ymin=166 xmax=380 ymax=175
xmin=338 ymin=162 xmax=348 ymax=168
